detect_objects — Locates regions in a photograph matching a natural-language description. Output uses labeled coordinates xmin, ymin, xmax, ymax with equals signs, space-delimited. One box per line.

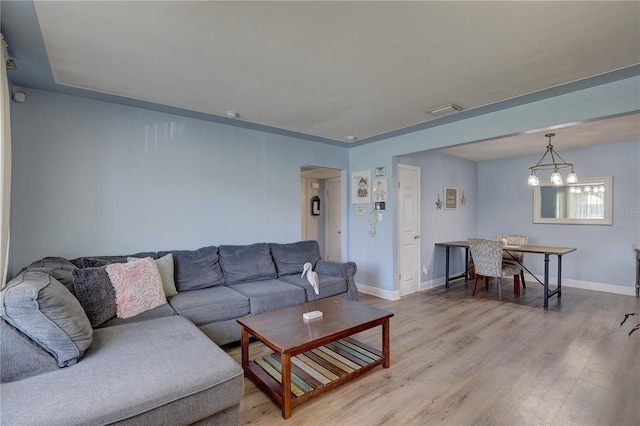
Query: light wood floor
xmin=225 ymin=279 xmax=640 ymax=425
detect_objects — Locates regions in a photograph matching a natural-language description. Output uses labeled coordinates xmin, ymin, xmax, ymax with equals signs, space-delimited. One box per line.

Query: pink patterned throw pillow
xmin=106 ymin=257 xmax=167 ymax=319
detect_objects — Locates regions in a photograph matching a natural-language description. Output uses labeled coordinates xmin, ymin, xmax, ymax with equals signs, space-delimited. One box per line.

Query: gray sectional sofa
xmin=0 ymin=241 xmax=358 ymax=425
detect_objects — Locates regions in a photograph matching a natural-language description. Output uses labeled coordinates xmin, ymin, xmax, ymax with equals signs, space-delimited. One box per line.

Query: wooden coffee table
xmin=237 ymin=296 xmax=394 ymax=419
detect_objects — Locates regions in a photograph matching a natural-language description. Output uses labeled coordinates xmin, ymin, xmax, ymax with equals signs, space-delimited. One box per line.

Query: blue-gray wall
xmin=8 ymin=76 xmax=640 ymax=296
xmin=9 ymin=88 xmax=348 ymax=276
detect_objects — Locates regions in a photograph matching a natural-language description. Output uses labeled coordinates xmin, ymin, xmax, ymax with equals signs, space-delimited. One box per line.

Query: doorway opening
xmin=300 ymin=166 xmax=343 ymax=261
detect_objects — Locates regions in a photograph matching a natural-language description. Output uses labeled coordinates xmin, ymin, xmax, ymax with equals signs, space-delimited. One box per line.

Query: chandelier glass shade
xmin=527 ymin=133 xmax=577 ymax=186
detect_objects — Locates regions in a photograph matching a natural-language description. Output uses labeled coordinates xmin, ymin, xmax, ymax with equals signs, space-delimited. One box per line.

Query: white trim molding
xmin=359 ymin=276 xmax=636 ymax=301
xmin=356 ymin=282 xmax=401 ymax=301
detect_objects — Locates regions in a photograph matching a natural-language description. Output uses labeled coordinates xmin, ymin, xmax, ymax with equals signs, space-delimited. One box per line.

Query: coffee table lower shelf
xmin=247 ymin=337 xmax=383 ymax=411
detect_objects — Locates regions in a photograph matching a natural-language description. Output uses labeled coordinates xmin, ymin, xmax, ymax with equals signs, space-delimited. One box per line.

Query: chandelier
xmin=527 ymin=133 xmax=577 ymax=186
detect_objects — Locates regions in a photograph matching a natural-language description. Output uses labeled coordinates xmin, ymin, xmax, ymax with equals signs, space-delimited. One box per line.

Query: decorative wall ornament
xmin=460 ymin=190 xmax=467 ymax=206
xmin=375 ymin=166 xmax=386 ymax=177
xmin=368 ymin=204 xmax=377 ymax=237
xmin=435 ymin=193 xmax=442 ymax=210
xmin=444 ymin=187 xmax=459 ymax=210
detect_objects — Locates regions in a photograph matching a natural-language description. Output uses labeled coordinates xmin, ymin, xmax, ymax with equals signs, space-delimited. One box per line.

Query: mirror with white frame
xmin=533 ymin=176 xmax=613 ymax=225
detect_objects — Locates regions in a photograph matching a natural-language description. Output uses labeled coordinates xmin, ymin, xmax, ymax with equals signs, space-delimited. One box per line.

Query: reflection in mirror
xmin=534 ymin=176 xmax=613 ymax=225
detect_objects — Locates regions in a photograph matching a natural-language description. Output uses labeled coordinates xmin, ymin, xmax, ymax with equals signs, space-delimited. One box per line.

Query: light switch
xmin=378 ymin=213 xmax=383 ymax=221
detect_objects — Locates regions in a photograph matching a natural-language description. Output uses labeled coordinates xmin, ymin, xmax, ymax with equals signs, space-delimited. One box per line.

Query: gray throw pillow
xmin=0 ymin=271 xmax=93 ymax=367
xmin=219 ymin=243 xmax=278 ymax=285
xmin=72 ymin=267 xmax=117 ymax=327
xmin=158 ymin=246 xmax=225 ymax=291
xmin=270 ymin=241 xmax=321 ymax=276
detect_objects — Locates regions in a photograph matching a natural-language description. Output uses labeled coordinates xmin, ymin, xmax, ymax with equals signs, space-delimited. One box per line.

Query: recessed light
xmin=345 ymin=136 xmax=357 ymax=143
xmin=428 ymin=104 xmax=463 ymax=118
xmin=225 ymin=110 xmax=239 ymax=119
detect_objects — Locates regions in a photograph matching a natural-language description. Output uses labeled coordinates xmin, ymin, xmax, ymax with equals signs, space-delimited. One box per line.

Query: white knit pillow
xmin=106 ymin=257 xmax=167 ymax=319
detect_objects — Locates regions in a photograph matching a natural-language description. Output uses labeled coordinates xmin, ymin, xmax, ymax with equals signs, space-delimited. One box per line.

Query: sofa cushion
xmin=158 ymin=246 xmax=225 ymax=291
xmin=230 ymin=279 xmax=306 ymax=314
xmin=106 ymin=258 xmax=167 ymax=319
xmin=0 ymin=316 xmax=244 ymax=426
xmin=270 ymin=240 xmax=321 ymax=276
xmin=0 ymin=271 xmax=93 ymax=367
xmin=128 ymin=253 xmax=178 ymax=297
xmin=1 ymin=319 xmax=59 ymax=383
xmin=169 ymin=286 xmax=250 ymax=326
xmin=98 ymin=303 xmax=176 ymax=328
xmin=278 ymin=273 xmax=348 ymax=301
xmin=72 ymin=267 xmax=117 ymax=327
xmin=219 ymin=243 xmax=277 ymax=285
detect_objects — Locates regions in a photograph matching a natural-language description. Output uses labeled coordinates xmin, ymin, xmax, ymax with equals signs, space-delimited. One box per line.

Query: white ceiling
xmin=30 ymin=1 xmax=640 ymax=149
xmin=440 ymin=112 xmax=640 ymax=161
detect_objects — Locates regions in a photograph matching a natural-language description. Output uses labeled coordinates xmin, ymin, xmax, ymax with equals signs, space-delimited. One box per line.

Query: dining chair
xmin=496 ymin=233 xmax=528 ymax=288
xmin=468 ymin=238 xmax=523 ymax=301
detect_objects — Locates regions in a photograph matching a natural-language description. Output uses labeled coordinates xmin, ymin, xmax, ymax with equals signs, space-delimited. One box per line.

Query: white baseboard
xmin=420 ymin=277 xmax=447 ymax=291
xmin=364 ymin=275 xmax=637 ymax=301
xmin=534 ymin=275 xmax=637 ymax=296
xmin=355 ymin=282 xmax=401 ymax=301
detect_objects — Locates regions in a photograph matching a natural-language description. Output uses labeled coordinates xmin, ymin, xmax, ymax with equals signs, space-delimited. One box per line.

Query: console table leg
xmin=635 ymin=245 xmax=640 ymax=297
xmin=543 ymin=254 xmax=550 ymax=308
xmin=557 ymin=255 xmax=563 ymax=298
xmin=464 ymin=247 xmax=469 ymax=284
xmin=445 ymin=247 xmax=450 ymax=288
xmin=281 ymin=353 xmax=292 ymax=419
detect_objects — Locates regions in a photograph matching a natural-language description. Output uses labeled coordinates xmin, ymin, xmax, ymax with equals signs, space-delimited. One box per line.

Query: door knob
xmin=338 ymin=231 xmax=341 ymax=234
xmin=414 ymin=235 xmax=420 ymax=239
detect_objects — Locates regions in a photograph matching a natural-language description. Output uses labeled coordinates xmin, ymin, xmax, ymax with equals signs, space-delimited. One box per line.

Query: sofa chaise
xmin=0 ymin=240 xmax=358 ymax=425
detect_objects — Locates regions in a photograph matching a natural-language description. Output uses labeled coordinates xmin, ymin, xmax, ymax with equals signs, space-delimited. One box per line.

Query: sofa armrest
xmin=315 ymin=260 xmax=358 ymax=301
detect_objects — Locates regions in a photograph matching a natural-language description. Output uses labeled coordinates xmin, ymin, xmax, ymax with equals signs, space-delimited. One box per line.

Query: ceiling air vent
xmin=429 ymin=104 xmax=463 ymax=118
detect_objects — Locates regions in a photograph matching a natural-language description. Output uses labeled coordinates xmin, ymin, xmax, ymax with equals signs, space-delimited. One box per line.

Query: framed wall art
xmin=444 ymin=187 xmax=459 ymax=210
xmin=372 ymin=178 xmax=387 ymax=202
xmin=351 ymin=170 xmax=371 ymax=204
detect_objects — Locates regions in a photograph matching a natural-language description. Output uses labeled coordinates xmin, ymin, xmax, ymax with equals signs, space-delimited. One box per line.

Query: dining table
xmin=435 ymin=240 xmax=577 ymax=307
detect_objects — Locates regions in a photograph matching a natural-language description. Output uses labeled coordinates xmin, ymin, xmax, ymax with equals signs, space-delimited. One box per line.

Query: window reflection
xmin=541 ymin=183 xmax=606 ymax=219
xmin=534 ymin=177 xmax=612 ymax=225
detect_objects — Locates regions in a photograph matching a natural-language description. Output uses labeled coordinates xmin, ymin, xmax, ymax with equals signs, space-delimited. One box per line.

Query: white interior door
xmin=397 ymin=164 xmax=421 ymax=295
xmin=325 ymin=177 xmax=342 ymax=261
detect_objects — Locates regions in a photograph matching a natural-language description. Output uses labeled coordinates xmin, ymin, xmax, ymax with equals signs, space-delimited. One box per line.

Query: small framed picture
xmin=444 ymin=187 xmax=459 ymax=210
xmin=372 ymin=178 xmax=387 ymax=202
xmin=356 ymin=205 xmax=367 ymax=219
xmin=375 ymin=166 xmax=386 ymax=177
xmin=352 ymin=170 xmax=371 ymax=204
